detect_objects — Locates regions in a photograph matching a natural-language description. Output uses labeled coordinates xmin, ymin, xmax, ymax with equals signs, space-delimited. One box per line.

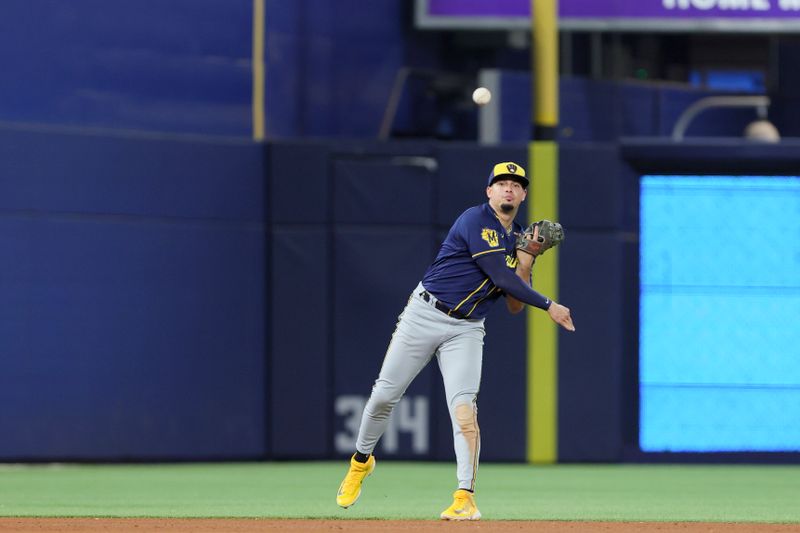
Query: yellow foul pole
xmin=252 ymin=0 xmax=266 ymax=140
xmin=527 ymin=0 xmax=559 ymax=464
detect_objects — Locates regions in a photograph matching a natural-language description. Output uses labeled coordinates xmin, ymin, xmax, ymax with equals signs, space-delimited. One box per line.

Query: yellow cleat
xmin=336 ymin=454 xmax=376 ymax=509
xmin=440 ymin=489 xmax=481 ymax=520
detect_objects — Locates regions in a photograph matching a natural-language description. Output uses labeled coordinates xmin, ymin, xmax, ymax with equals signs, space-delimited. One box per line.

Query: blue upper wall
xmin=264 ymin=0 xmax=407 ymax=138
xmin=1 ymin=1 xmax=795 ymax=140
xmin=0 ymin=0 xmax=252 ymax=136
xmin=0 ymin=0 xmax=408 ymax=139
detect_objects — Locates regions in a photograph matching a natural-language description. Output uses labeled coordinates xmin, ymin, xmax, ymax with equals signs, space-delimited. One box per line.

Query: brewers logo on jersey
xmin=480 ymin=228 xmax=499 ymax=247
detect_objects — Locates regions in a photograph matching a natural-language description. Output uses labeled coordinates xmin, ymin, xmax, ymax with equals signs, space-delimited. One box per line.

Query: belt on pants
xmin=419 ymin=290 xmax=468 ymax=319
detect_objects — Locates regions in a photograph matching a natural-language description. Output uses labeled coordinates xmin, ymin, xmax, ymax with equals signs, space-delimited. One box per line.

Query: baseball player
xmin=336 ymin=162 xmax=575 ymax=520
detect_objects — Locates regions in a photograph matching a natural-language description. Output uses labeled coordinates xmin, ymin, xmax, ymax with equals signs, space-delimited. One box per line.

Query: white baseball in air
xmin=472 ymin=87 xmax=492 ymax=106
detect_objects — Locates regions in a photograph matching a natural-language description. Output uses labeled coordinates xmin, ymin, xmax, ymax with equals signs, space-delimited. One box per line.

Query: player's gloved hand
xmin=547 ymin=301 xmax=575 ymax=331
xmin=515 ymin=220 xmax=564 ymax=257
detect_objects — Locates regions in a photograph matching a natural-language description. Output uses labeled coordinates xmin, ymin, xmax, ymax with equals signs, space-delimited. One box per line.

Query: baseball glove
xmin=515 ymin=220 xmax=565 ymax=257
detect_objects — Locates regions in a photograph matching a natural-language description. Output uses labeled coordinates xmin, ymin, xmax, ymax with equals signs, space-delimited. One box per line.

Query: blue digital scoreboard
xmin=639 ymin=175 xmax=800 ymax=452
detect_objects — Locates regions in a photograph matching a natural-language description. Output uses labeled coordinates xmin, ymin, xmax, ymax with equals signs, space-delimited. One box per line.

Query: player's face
xmin=486 ymin=179 xmax=527 ymax=214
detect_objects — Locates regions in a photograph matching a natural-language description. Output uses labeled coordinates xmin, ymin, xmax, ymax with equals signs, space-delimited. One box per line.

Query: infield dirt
xmin=1 ymin=519 xmax=800 ymax=533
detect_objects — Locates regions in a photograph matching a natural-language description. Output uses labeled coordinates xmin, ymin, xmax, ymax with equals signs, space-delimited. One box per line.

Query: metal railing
xmin=671 ymin=95 xmax=771 ymax=141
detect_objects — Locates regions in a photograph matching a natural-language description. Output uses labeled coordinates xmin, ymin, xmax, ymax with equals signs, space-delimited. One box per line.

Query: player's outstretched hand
xmin=547 ymin=302 xmax=575 ymax=331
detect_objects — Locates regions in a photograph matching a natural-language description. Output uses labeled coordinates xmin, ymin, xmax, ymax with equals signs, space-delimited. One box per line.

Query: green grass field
xmin=0 ymin=462 xmax=798 ymax=522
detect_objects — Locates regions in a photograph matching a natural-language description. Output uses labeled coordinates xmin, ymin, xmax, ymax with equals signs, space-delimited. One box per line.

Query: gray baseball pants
xmin=355 ymin=282 xmax=486 ymax=491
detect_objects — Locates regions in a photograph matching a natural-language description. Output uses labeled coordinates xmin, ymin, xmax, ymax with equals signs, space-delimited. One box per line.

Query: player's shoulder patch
xmin=480 ymin=227 xmax=499 ymax=247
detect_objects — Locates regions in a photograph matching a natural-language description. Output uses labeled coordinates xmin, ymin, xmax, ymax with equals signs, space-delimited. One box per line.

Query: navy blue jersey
xmin=422 ymin=202 xmax=523 ymax=319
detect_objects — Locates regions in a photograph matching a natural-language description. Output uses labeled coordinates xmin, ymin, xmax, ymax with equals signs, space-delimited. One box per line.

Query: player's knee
xmin=453 ymin=402 xmax=480 ymax=445
xmin=449 ymin=392 xmax=477 ymax=412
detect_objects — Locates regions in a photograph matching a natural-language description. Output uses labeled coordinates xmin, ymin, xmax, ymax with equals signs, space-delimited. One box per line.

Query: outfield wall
xmin=1 ymin=129 xmax=797 ymax=462
xmin=0 ymin=128 xmax=267 ymax=460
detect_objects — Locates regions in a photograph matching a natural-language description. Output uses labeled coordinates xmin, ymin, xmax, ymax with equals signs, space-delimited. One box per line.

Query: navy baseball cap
xmin=487 ymin=161 xmax=529 ymax=188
